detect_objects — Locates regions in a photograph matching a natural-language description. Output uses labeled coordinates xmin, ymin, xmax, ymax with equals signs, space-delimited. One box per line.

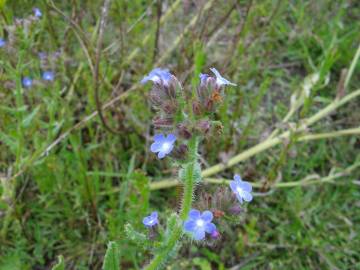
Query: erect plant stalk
xmin=144 ymin=136 xmax=199 ymax=270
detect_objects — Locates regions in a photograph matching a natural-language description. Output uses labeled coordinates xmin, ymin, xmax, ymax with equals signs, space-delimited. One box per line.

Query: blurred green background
xmin=0 ymin=0 xmax=359 ymax=269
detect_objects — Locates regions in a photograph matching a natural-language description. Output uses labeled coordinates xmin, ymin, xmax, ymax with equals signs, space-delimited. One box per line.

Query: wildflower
xmin=230 ymin=174 xmax=253 ymax=204
xmin=33 ymin=8 xmax=42 ymax=18
xmin=143 ymin=211 xmax=159 ymax=227
xmin=22 ymin=77 xmax=33 ymax=88
xmin=199 ymin=73 xmax=210 ymax=85
xmin=141 ymin=68 xmax=173 ymax=86
xmin=210 ymin=67 xmax=236 ymax=87
xmin=150 ymin=133 xmax=176 ymax=159
xmin=0 ymin=38 xmax=5 ymax=48
xmin=38 ymin=52 xmax=47 ymax=59
xmin=183 ymin=209 xmax=217 ymax=240
xmin=42 ymin=71 xmax=55 ymax=81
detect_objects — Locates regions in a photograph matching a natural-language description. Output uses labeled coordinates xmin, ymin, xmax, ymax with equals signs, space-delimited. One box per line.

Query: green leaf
xmin=102 ymin=241 xmax=120 ymax=270
xmin=125 ymin=224 xmax=147 ymax=245
xmin=0 ymin=0 xmax=6 ymax=10
xmin=52 ymin=256 xmax=65 ymax=270
xmin=22 ymin=106 xmax=40 ymax=128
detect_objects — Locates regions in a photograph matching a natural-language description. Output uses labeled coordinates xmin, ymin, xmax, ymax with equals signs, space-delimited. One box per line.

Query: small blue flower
xmin=230 ymin=174 xmax=253 ymax=204
xmin=210 ymin=67 xmax=237 ymax=87
xmin=0 ymin=38 xmax=6 ymax=48
xmin=143 ymin=211 xmax=158 ymax=227
xmin=42 ymin=71 xmax=55 ymax=81
xmin=141 ymin=68 xmax=173 ymax=86
xmin=150 ymin=133 xmax=176 ymax=159
xmin=33 ymin=8 xmax=42 ymax=18
xmin=38 ymin=52 xmax=47 ymax=59
xmin=183 ymin=209 xmax=217 ymax=240
xmin=199 ymin=73 xmax=210 ymax=85
xmin=22 ymin=77 xmax=33 ymax=88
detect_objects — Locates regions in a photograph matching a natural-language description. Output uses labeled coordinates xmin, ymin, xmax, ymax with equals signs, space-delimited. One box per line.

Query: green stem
xmin=144 ymin=136 xmax=199 ymax=270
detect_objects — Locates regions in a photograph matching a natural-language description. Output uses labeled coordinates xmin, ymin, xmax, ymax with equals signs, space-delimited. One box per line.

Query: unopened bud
xmin=152 ymin=117 xmax=173 ymax=128
xmin=210 ymin=230 xmax=220 ymax=239
xmin=177 ymin=123 xmax=192 ymax=139
xmin=196 ymin=120 xmax=211 ymax=135
xmin=229 ymin=204 xmax=242 ymax=215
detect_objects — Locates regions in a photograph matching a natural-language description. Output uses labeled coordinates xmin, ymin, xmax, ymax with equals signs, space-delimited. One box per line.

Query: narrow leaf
xmin=102 ymin=241 xmax=120 ymax=270
xmin=52 ymin=255 xmax=65 ymax=270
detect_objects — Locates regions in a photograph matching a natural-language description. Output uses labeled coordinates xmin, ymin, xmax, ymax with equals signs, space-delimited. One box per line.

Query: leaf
xmin=102 ymin=241 xmax=120 ymax=270
xmin=52 ymin=256 xmax=65 ymax=270
xmin=0 ymin=0 xmax=5 ymax=10
xmin=125 ymin=223 xmax=147 ymax=245
xmin=22 ymin=106 xmax=40 ymax=128
xmin=193 ymin=257 xmax=212 ymax=270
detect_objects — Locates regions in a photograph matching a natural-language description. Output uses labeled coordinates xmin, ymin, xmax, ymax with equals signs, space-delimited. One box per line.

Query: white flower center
xmin=161 ymin=142 xmax=171 ymax=152
xmin=196 ymin=219 xmax=205 ymax=227
xmin=236 ymin=187 xmax=244 ymax=196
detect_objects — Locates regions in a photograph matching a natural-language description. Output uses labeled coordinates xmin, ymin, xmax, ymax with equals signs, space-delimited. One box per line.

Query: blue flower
xmin=150 ymin=133 xmax=176 ymax=159
xmin=0 ymin=38 xmax=5 ymax=48
xmin=230 ymin=174 xmax=253 ymax=204
xmin=183 ymin=209 xmax=217 ymax=240
xmin=199 ymin=73 xmax=210 ymax=85
xmin=143 ymin=211 xmax=158 ymax=227
xmin=42 ymin=71 xmax=55 ymax=81
xmin=210 ymin=67 xmax=236 ymax=87
xmin=141 ymin=68 xmax=173 ymax=86
xmin=33 ymin=8 xmax=42 ymax=18
xmin=22 ymin=77 xmax=33 ymax=88
xmin=38 ymin=52 xmax=47 ymax=59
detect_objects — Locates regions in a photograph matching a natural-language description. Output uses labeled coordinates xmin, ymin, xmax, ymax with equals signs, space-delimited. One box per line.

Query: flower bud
xmin=210 ymin=230 xmax=220 ymax=239
xmin=171 ymin=144 xmax=188 ymax=160
xmin=177 ymin=123 xmax=192 ymax=139
xmin=192 ymin=101 xmax=202 ymax=115
xmin=229 ymin=204 xmax=242 ymax=215
xmin=196 ymin=120 xmax=211 ymax=135
xmin=152 ymin=117 xmax=173 ymax=128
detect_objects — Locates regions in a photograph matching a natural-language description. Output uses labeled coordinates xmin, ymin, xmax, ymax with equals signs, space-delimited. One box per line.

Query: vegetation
xmin=0 ymin=0 xmax=359 ymax=269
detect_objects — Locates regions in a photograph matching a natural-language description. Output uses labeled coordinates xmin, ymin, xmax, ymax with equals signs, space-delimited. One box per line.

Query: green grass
xmin=0 ymin=0 xmax=359 ymax=269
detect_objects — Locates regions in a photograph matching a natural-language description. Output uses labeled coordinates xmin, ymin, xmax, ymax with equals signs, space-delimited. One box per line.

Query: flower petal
xmin=234 ymin=174 xmax=241 ymax=182
xmin=153 ymin=134 xmax=165 ymax=142
xmin=142 ymin=216 xmax=151 ymax=226
xmin=166 ymin=134 xmax=177 ymax=143
xmin=150 ymin=142 xmax=162 ymax=153
xmin=183 ymin=220 xmax=196 ymax=232
xmin=157 ymin=151 xmax=166 ymax=159
xmin=162 ymin=144 xmax=174 ymax=155
xmin=229 ymin=181 xmax=238 ymax=193
xmin=239 ymin=181 xmax=252 ymax=192
xmin=242 ymin=191 xmax=253 ymax=202
xmin=151 ymin=211 xmax=158 ymax=218
xmin=193 ymin=229 xmax=205 ymax=240
xmin=235 ymin=193 xmax=244 ymax=204
xmin=210 ymin=67 xmax=236 ymax=86
xmin=204 ymin=223 xmax=216 ymax=234
xmin=188 ymin=209 xmax=201 ymax=220
xmin=201 ymin=211 xmax=213 ymax=222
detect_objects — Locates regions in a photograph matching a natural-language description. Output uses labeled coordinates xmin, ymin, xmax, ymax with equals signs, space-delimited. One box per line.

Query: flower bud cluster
xmin=142 ymin=67 xmax=236 ymax=160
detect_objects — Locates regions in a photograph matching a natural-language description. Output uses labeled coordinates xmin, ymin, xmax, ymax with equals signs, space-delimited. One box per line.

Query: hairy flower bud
xmin=192 ymin=100 xmax=202 ymax=115
xmin=177 ymin=123 xmax=192 ymax=139
xmin=152 ymin=117 xmax=173 ymax=129
xmin=196 ymin=120 xmax=211 ymax=135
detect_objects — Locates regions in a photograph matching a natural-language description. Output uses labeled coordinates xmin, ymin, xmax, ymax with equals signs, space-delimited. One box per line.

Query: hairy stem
xmin=144 ymin=136 xmax=199 ymax=270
